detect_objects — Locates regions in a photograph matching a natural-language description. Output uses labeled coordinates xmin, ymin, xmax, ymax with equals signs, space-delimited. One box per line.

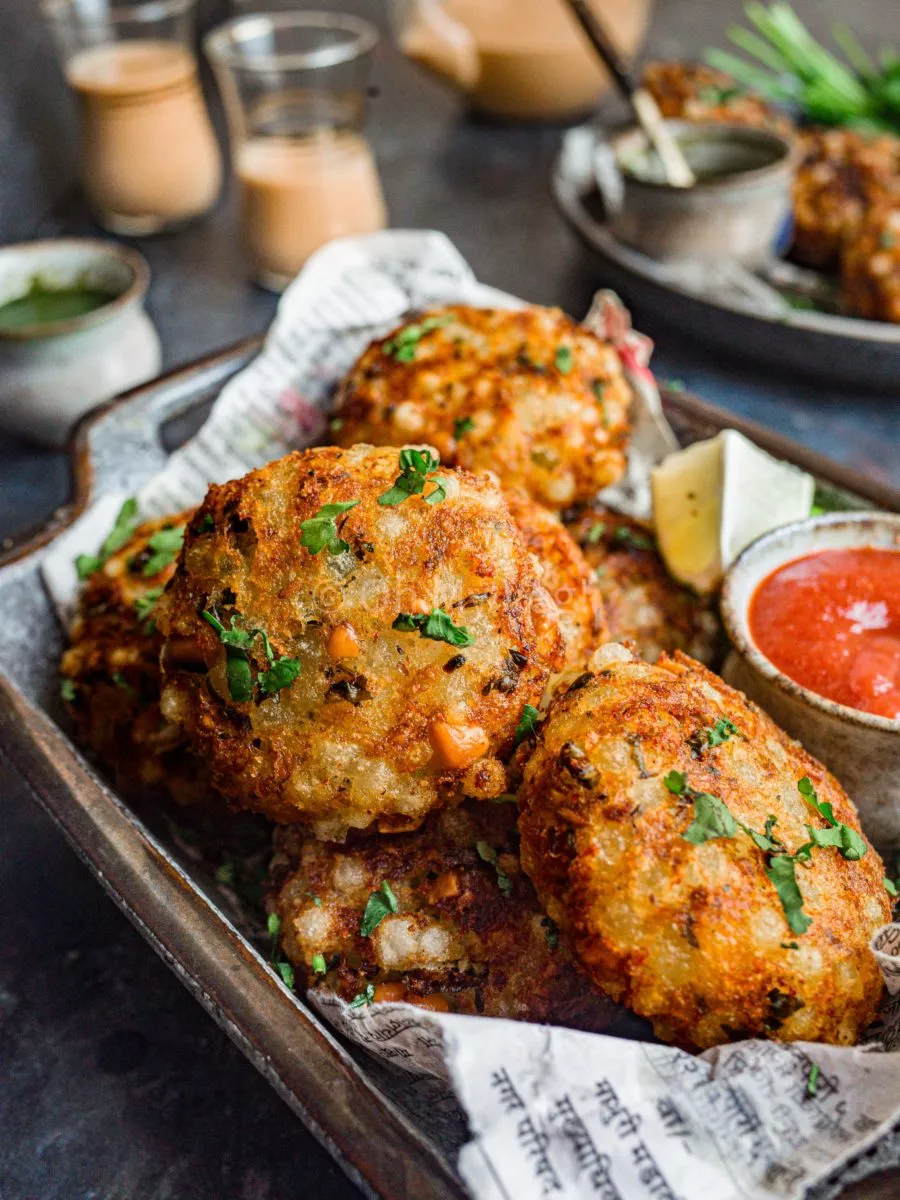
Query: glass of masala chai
xmin=204 ymin=11 xmax=387 ymax=292
xmin=42 ymin=0 xmax=222 ymax=234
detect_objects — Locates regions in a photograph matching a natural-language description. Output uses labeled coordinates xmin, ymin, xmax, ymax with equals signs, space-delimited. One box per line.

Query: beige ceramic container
xmin=721 ymin=512 xmax=900 ymax=852
xmin=601 ymin=121 xmax=798 ymax=265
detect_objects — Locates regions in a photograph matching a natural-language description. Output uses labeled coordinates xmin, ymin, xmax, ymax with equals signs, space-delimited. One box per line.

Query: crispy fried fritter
xmin=332 ymin=305 xmax=632 ymax=510
xmin=792 ymin=127 xmax=900 ymax=269
xmin=841 ymin=202 xmax=900 ymax=322
xmin=156 ymin=445 xmax=564 ymax=838
xmin=505 ymin=492 xmax=607 ymax=669
xmin=642 ymin=61 xmax=793 ymax=135
xmin=60 ymin=512 xmax=212 ymax=806
xmin=565 ymin=508 xmax=721 ymax=665
xmin=517 ymin=649 xmax=889 ymax=1051
xmin=269 ymin=800 xmax=642 ymax=1032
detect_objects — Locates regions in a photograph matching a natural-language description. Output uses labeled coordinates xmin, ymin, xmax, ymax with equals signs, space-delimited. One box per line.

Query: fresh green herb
xmin=555 ymin=345 xmax=574 ymax=374
xmin=698 ymin=83 xmax=745 ymax=106
xmin=382 ymin=314 xmax=453 ymax=362
xmin=311 ymin=952 xmax=327 ymax=976
xmin=60 ymin=678 xmax=77 ymax=703
xmin=592 ymin=381 xmax=607 ymax=403
xmin=542 ymin=916 xmax=559 ymax=951
xmin=194 ymin=513 xmax=215 ymax=534
xmin=475 ymin=841 xmax=513 ymax=895
xmin=378 ymin=447 xmax=447 ymax=507
xmin=259 ymin=656 xmax=302 ymax=697
xmin=75 ymin=497 xmax=139 ymax=580
xmin=491 ymin=793 xmax=519 ymax=804
xmin=276 ymin=961 xmax=296 ymax=989
xmin=585 ymin=523 xmax=606 ymax=546
xmin=706 ymin=717 xmax=739 ymax=747
xmin=613 ymin=525 xmax=655 ymax=552
xmin=215 ymin=861 xmax=236 ymax=885
xmin=267 ymin=911 xmax=281 ymax=941
xmin=203 ymin=610 xmax=300 ymax=702
xmin=359 ymin=880 xmax=399 ymax=937
xmin=225 ymin=656 xmax=253 ymax=703
xmin=329 ymin=417 xmax=344 ymax=432
xmin=266 ymin=912 xmax=294 ymax=987
xmin=140 ymin=524 xmax=184 ymax=576
xmin=514 ymin=704 xmax=542 ymax=749
xmin=300 ymin=500 xmax=360 ymax=555
xmin=885 ymin=877 xmax=899 ymax=898
xmin=453 ymin=415 xmax=475 ymax=439
xmin=111 ymin=671 xmax=134 ymax=694
xmin=806 ymin=1061 xmax=821 ymax=1098
xmin=305 ymin=892 xmax=323 ymax=906
xmin=392 ymin=608 xmax=475 ymax=647
xmin=350 ymin=983 xmax=376 ymax=1009
xmin=798 ymin=776 xmax=867 ymax=861
xmin=766 ymin=854 xmax=812 ymax=935
xmin=135 ymin=586 xmax=164 ymax=625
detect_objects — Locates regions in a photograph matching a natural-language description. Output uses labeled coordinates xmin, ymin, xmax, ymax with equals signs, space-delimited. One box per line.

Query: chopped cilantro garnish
xmin=453 ymin=415 xmax=475 ymax=440
xmin=135 ymin=586 xmax=164 ymax=625
xmin=555 ymin=346 xmax=573 ymax=373
xmin=202 ymin=610 xmax=301 ymax=702
xmin=311 ymin=952 xmax=327 ymax=976
xmin=382 ymin=314 xmax=452 ymax=362
xmin=267 ymin=912 xmax=294 ymax=987
xmin=513 ymin=704 xmax=542 ymax=749
xmin=300 ymin=500 xmax=360 ymax=555
xmin=60 ymin=678 xmax=77 ymax=703
xmin=593 ymin=381 xmax=606 ymax=403
xmin=75 ymin=497 xmax=139 ymax=580
xmin=215 ymin=861 xmax=236 ymax=885
xmin=613 ymin=525 xmax=655 ymax=552
xmin=706 ymin=717 xmax=739 ymax=747
xmin=392 ymin=608 xmax=474 ymax=647
xmin=194 ymin=513 xmax=215 ymax=534
xmin=267 ymin=911 xmax=281 ymax=940
xmin=378 ymin=447 xmax=446 ymax=507
xmin=259 ymin=656 xmax=302 ymax=697
xmin=111 ymin=671 xmax=134 ymax=694
xmin=276 ymin=961 xmax=296 ymax=989
xmin=305 ymin=891 xmax=323 ymax=906
xmin=798 ymin=777 xmax=867 ymax=861
xmin=806 ymin=1061 xmax=820 ymax=1097
xmin=475 ymin=841 xmax=513 ymax=895
xmin=141 ymin=524 xmax=185 ymax=576
xmin=781 ymin=941 xmax=799 ymax=950
xmin=359 ymin=880 xmax=399 ymax=937
xmin=766 ymin=855 xmax=812 ymax=935
xmin=886 ymin=877 xmax=899 ymax=898
xmin=350 ymin=983 xmax=376 ymax=1009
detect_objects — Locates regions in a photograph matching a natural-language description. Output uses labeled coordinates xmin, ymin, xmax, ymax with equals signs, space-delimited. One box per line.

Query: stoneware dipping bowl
xmin=721 ymin=512 xmax=900 ymax=852
xmin=0 ymin=239 xmax=161 ymax=446
xmin=598 ymin=120 xmax=798 ymax=265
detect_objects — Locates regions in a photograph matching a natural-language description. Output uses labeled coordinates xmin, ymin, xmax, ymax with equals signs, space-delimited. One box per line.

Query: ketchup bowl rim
xmin=720 ymin=511 xmax=900 ymax=735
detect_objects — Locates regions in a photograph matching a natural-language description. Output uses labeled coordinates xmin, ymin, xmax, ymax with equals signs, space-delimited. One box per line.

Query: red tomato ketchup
xmin=749 ymin=547 xmax=900 ymax=721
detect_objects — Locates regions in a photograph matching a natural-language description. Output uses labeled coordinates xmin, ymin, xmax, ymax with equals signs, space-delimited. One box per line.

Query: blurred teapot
xmin=390 ymin=0 xmax=652 ymax=121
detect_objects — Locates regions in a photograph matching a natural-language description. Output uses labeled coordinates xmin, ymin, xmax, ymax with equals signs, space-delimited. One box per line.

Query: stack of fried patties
xmin=61 ymin=306 xmax=889 ymax=1050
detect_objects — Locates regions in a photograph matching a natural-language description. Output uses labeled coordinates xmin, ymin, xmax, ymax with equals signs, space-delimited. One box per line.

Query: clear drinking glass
xmin=205 ymin=12 xmax=387 ymax=292
xmin=42 ymin=0 xmax=223 ymax=235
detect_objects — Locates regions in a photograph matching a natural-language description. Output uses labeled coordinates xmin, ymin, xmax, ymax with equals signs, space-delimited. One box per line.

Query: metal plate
xmin=1 ymin=341 xmax=898 ymax=1200
xmin=552 ymin=129 xmax=900 ymax=393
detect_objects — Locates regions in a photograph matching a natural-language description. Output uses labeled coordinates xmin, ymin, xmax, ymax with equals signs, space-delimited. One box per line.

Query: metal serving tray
xmin=1 ymin=340 xmax=899 ymax=1200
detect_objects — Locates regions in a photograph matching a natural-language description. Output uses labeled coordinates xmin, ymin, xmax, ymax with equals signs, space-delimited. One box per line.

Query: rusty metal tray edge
xmin=1 ymin=339 xmax=898 ymax=1200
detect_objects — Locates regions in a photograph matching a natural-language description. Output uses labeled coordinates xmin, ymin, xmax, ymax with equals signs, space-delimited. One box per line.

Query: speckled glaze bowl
xmin=721 ymin=512 xmax=900 ymax=852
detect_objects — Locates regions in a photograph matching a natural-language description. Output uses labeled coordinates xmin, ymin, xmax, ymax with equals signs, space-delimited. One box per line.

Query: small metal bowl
xmin=721 ymin=512 xmax=900 ymax=852
xmin=599 ymin=120 xmax=798 ymax=266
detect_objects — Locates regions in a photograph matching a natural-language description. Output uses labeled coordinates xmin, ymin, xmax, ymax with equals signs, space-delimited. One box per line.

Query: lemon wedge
xmin=651 ymin=430 xmax=814 ymax=594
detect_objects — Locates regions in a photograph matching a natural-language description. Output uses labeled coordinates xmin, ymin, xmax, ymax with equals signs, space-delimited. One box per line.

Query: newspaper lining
xmin=40 ymin=231 xmax=900 ymax=1199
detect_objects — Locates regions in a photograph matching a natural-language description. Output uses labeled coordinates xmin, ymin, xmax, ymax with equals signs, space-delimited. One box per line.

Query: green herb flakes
xmin=766 ymin=854 xmax=812 ymax=935
xmin=885 ymin=877 xmax=899 ymax=898
xmin=798 ymin=776 xmax=867 ymax=861
xmin=141 ymin=523 xmax=185 ymax=576
xmin=350 ymin=983 xmax=376 ymax=1009
xmin=513 ymin=704 xmax=542 ymax=749
xmin=203 ymin=609 xmax=301 ymax=702
xmin=135 ymin=586 xmax=164 ymax=625
xmin=259 ymin=656 xmax=302 ymax=697
xmin=382 ymin=314 xmax=452 ymax=362
xmin=359 ymin=880 xmax=399 ymax=937
xmin=300 ymin=500 xmax=360 ymax=555
xmin=706 ymin=717 xmax=739 ymax=747
xmin=311 ymin=952 xmax=327 ymax=976
xmin=75 ymin=497 xmax=139 ymax=580
xmin=475 ymin=841 xmax=513 ymax=895
xmin=305 ymin=892 xmax=323 ymax=906
xmin=276 ymin=961 xmax=296 ymax=989
xmin=194 ymin=513 xmax=215 ymax=534
xmin=267 ymin=911 xmax=281 ymax=941
xmin=593 ymin=381 xmax=606 ymax=403
xmin=111 ymin=671 xmax=134 ymax=695
xmin=613 ymin=525 xmax=655 ymax=552
xmin=378 ymin=447 xmax=447 ymax=507
xmin=453 ymin=415 xmax=475 ymax=440
xmin=392 ymin=607 xmax=474 ymax=647
xmin=806 ymin=1061 xmax=821 ymax=1098
xmin=60 ymin=678 xmax=77 ymax=703
xmin=555 ymin=345 xmax=574 ymax=374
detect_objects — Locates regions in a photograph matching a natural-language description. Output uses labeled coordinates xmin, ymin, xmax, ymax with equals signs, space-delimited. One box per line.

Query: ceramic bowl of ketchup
xmin=721 ymin=512 xmax=900 ymax=852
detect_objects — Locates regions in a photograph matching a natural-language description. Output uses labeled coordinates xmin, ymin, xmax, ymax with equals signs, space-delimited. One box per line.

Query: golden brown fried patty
xmin=642 ymin=61 xmax=793 ymax=134
xmin=156 ymin=445 xmax=564 ymax=838
xmin=792 ymin=127 xmax=900 ymax=269
xmin=332 ymin=305 xmax=632 ymax=510
xmin=841 ymin=202 xmax=900 ymax=322
xmin=518 ymin=650 xmax=889 ymax=1051
xmin=565 ymin=508 xmax=721 ymax=665
xmin=269 ymin=800 xmax=636 ymax=1031
xmin=505 ymin=492 xmax=607 ymax=669
xmin=60 ymin=511 xmax=212 ymax=806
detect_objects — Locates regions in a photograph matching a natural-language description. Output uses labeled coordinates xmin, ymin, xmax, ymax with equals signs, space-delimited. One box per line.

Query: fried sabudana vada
xmin=60 ymin=510 xmax=212 ymax=807
xmin=156 ymin=445 xmax=564 ymax=838
xmin=566 ymin=508 xmax=721 ymax=666
xmin=518 ymin=649 xmax=889 ymax=1051
xmin=269 ymin=800 xmax=640 ymax=1032
xmin=332 ymin=305 xmax=632 ymax=510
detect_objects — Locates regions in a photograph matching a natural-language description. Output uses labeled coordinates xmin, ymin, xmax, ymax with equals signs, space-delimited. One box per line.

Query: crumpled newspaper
xmin=40 ymin=231 xmax=900 ymax=1200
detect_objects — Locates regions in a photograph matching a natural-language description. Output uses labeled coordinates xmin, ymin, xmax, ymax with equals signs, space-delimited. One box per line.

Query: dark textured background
xmin=1 ymin=2 xmax=899 ymax=1198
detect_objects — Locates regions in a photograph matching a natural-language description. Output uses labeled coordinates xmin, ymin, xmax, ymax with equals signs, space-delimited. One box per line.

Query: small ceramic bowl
xmin=0 ymin=239 xmax=161 ymax=447
xmin=721 ymin=512 xmax=900 ymax=852
xmin=597 ymin=120 xmax=798 ymax=265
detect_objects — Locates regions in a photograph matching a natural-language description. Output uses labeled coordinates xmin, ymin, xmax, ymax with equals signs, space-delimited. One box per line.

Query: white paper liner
xmin=39 ymin=231 xmax=900 ymax=1197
